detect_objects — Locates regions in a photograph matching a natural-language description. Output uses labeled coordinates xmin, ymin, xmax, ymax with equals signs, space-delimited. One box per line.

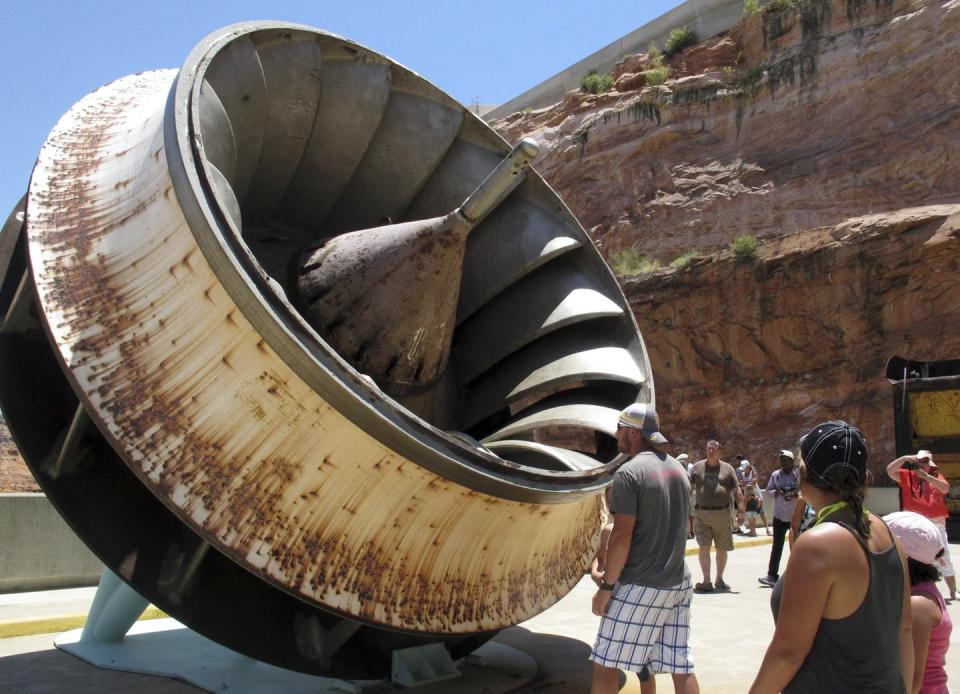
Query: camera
xmin=903 ymin=461 xmax=919 ymax=470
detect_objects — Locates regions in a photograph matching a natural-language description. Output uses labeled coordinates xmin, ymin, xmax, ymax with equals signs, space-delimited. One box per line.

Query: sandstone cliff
xmin=495 ymin=0 xmax=960 ymax=262
xmin=493 ymin=0 xmax=960 ymax=476
xmin=625 ymin=205 xmax=960 ymax=478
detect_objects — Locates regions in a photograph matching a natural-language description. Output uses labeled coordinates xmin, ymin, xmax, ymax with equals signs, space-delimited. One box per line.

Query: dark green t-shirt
xmin=610 ymin=451 xmax=691 ymax=588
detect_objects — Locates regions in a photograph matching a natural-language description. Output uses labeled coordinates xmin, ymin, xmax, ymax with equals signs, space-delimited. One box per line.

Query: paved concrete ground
xmin=1 ymin=537 xmax=958 ymax=692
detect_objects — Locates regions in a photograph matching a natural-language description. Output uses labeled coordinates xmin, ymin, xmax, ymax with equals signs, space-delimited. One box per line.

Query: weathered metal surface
xmin=454 ymin=259 xmax=625 ymax=383
xmin=2 ymin=21 xmax=656 ymax=676
xmin=457 ymin=194 xmax=583 ymax=323
xmin=484 ymin=440 xmax=606 ymax=471
xmin=483 ymin=402 xmax=622 ymax=443
xmin=296 ymin=139 xmax=539 ymax=394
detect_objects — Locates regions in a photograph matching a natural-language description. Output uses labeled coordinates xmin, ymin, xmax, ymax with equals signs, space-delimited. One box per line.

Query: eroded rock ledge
xmin=625 ymin=205 xmax=960 ymax=473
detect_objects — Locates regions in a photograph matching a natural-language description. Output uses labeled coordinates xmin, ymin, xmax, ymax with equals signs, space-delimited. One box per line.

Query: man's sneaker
xmin=757 ymin=574 xmax=777 ymax=587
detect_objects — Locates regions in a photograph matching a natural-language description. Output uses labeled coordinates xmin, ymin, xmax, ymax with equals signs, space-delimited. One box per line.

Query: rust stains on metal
xmin=24 ymin=67 xmax=609 ymax=638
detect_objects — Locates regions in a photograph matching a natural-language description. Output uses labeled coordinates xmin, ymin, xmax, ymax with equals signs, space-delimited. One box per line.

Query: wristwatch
xmin=599 ymin=580 xmax=616 ymax=591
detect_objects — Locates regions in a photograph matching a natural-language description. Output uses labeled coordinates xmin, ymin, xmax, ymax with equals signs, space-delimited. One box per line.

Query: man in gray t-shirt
xmin=611 ymin=453 xmax=691 ymax=587
xmin=590 ymin=404 xmax=699 ymax=694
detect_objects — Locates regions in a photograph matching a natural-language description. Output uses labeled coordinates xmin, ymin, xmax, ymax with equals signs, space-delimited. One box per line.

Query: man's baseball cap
xmin=677 ymin=453 xmax=689 ymax=462
xmin=739 ymin=460 xmax=750 ymax=470
xmin=883 ymin=511 xmax=944 ymax=565
xmin=916 ymin=449 xmax=937 ymax=466
xmin=618 ymin=403 xmax=668 ymax=444
xmin=779 ymin=450 xmax=795 ymax=460
xmin=799 ymin=420 xmax=868 ymax=486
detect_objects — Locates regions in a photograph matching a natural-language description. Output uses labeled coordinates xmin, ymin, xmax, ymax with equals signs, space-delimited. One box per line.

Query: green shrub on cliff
xmin=647 ymin=42 xmax=663 ymax=68
xmin=744 ymin=0 xmax=761 ymax=15
xmin=670 ymin=251 xmax=698 ymax=268
xmin=641 ymin=42 xmax=671 ymax=84
xmin=665 ymin=26 xmax=698 ymax=55
xmin=610 ymin=248 xmax=661 ymax=276
xmin=644 ymin=66 xmax=671 ymax=86
xmin=731 ymin=234 xmax=759 ymax=260
xmin=581 ymin=70 xmax=615 ymax=94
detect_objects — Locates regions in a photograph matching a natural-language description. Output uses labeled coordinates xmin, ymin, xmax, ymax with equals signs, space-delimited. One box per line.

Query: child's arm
xmin=590 ymin=523 xmax=614 ymax=586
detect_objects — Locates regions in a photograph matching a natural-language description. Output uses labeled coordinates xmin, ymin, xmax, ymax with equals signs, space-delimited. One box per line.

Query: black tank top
xmin=770 ymin=520 xmax=905 ymax=693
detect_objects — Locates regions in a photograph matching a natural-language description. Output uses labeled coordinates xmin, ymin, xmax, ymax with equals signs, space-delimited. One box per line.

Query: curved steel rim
xmin=164 ymin=21 xmax=619 ymax=503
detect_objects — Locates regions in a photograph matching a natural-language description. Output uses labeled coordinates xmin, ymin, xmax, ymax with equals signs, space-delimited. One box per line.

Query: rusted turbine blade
xmin=457 ymin=195 xmax=583 ymax=323
xmin=482 ymin=402 xmax=622 ymax=444
xmin=462 ymin=331 xmax=648 ymax=431
xmin=0 ymin=21 xmax=655 ymax=677
xmin=484 ymin=440 xmax=604 ymax=472
xmin=453 ymin=259 xmax=625 ymax=384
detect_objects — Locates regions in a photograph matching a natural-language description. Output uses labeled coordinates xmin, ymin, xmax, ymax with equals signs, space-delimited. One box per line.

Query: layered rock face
xmin=493 ymin=0 xmax=960 ymax=475
xmin=626 ymin=206 xmax=960 ymax=478
xmin=495 ymin=0 xmax=960 ymax=262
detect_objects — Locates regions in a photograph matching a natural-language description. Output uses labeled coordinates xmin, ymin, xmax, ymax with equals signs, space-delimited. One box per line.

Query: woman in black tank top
xmin=749 ymin=421 xmax=912 ymax=694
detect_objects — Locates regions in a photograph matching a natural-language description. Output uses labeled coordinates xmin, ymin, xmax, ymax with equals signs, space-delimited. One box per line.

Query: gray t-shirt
xmin=611 ymin=451 xmax=692 ymax=588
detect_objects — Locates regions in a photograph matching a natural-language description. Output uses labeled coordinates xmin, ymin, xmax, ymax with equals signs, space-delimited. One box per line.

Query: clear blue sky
xmin=0 ymin=1 xmax=680 ymax=218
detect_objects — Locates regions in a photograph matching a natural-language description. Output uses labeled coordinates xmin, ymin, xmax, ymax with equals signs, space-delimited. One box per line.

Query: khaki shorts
xmin=694 ymin=508 xmax=734 ymax=551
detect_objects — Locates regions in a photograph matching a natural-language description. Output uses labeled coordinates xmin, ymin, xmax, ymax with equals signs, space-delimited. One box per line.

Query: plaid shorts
xmin=590 ymin=576 xmax=694 ymax=674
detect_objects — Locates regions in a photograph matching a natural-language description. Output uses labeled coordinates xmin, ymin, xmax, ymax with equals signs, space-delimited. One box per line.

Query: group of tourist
xmin=588 ymin=403 xmax=953 ymax=694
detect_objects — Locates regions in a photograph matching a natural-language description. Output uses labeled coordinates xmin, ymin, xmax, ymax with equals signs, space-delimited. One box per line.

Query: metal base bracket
xmin=391 ymin=642 xmax=461 ymax=687
xmin=80 ymin=569 xmax=150 ymax=644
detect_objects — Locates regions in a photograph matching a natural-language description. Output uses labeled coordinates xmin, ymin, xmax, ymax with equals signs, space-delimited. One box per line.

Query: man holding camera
xmin=888 ymin=449 xmax=956 ymax=600
xmin=758 ymin=450 xmax=799 ymax=587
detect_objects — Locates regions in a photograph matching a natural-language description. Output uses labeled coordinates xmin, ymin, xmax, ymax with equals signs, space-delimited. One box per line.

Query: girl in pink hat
xmin=885 ymin=511 xmax=953 ymax=694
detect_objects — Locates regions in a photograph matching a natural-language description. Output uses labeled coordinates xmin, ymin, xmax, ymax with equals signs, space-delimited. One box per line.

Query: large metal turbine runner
xmin=0 ymin=22 xmax=655 ymax=677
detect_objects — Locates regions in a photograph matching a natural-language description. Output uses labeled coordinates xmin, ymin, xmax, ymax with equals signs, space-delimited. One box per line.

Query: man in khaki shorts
xmin=689 ymin=440 xmax=743 ymax=592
